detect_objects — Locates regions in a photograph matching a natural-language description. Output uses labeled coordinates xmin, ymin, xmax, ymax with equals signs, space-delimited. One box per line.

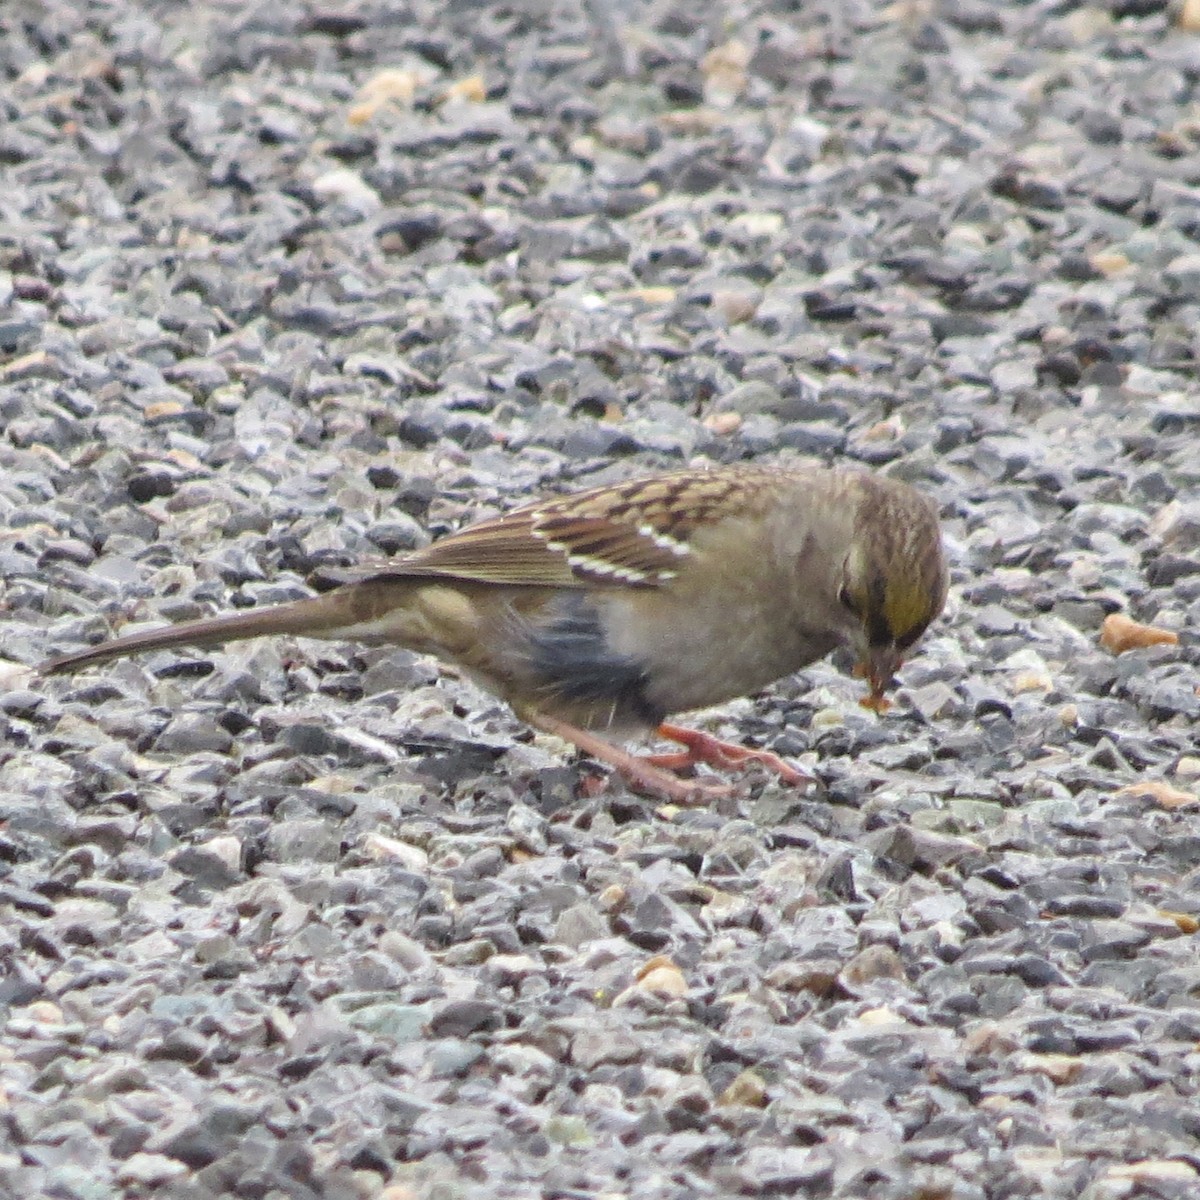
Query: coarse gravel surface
xmin=2 ymin=1 xmax=1200 ymax=1198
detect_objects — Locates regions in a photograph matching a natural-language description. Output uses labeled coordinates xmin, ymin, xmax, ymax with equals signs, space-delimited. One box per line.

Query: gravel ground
xmin=2 ymin=1 xmax=1200 ymax=1197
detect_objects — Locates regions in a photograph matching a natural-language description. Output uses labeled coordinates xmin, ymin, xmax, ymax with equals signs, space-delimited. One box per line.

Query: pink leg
xmin=647 ymin=723 xmax=811 ymax=786
xmin=523 ymin=711 xmax=732 ymax=805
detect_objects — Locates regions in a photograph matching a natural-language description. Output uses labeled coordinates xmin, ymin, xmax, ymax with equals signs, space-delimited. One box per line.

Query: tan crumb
xmin=611 ymin=955 xmax=688 ymax=1006
xmin=441 ymin=74 xmax=486 ymax=103
xmin=1118 ymin=780 xmax=1199 ymax=809
xmin=348 ymin=67 xmax=430 ymax=124
xmin=1011 ymin=669 xmax=1053 ymax=694
xmin=718 ymin=1069 xmax=769 ymax=1108
xmin=1158 ymin=910 xmax=1200 ymax=935
xmin=702 ymin=411 xmax=743 ymax=436
xmin=1100 ymin=613 xmax=1178 ymax=654
xmin=1089 ymin=250 xmax=1132 ymax=276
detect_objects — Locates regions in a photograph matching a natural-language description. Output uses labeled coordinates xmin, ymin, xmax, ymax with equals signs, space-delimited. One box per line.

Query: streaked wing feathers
xmin=361 ymin=466 xmax=790 ymax=589
xmin=383 ymin=515 xmax=585 ymax=586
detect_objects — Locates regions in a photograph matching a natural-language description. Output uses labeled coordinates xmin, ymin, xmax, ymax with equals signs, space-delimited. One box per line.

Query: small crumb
xmin=612 ymin=956 xmax=688 ymax=1006
xmin=719 ymin=1069 xmax=768 ymax=1108
xmin=1118 ymin=780 xmax=1198 ymax=809
xmin=703 ymin=411 xmax=743 ymax=436
xmin=1089 ymin=250 xmax=1131 ymax=276
xmin=859 ymin=691 xmax=893 ymax=714
xmin=1100 ymin=613 xmax=1178 ymax=654
xmin=441 ymin=74 xmax=486 ymax=103
xmin=349 ymin=66 xmax=431 ymax=124
xmin=163 ymin=448 xmax=203 ymax=471
xmin=614 ymin=286 xmax=676 ymax=306
xmin=143 ymin=400 xmax=185 ymax=420
xmin=1158 ymin=910 xmax=1200 ymax=935
xmin=853 ymin=661 xmax=893 ymax=712
xmin=635 ymin=964 xmax=687 ymax=998
xmin=861 ymin=416 xmax=905 ymax=442
xmin=1011 ymin=669 xmax=1052 ymax=694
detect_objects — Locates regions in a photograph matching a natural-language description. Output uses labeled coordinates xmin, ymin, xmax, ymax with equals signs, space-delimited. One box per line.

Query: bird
xmin=39 ymin=463 xmax=948 ymax=803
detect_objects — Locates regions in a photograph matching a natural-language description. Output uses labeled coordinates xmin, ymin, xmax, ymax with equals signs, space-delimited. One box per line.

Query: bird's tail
xmin=39 ymin=589 xmax=359 ymax=675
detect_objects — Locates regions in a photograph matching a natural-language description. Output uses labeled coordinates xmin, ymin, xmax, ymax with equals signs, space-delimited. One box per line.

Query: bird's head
xmin=838 ymin=481 xmax=948 ymax=710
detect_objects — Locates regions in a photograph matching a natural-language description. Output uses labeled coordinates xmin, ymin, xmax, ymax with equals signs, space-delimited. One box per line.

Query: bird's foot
xmin=647 ymin=722 xmax=812 ymax=787
xmin=523 ymin=711 xmax=732 ymax=805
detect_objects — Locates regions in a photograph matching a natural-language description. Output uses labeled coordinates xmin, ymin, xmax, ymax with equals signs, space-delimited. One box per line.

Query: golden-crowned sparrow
xmin=41 ymin=464 xmax=947 ymax=802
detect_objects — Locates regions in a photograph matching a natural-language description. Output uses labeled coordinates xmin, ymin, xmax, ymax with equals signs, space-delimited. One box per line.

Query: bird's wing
xmin=365 ymin=467 xmax=785 ymax=589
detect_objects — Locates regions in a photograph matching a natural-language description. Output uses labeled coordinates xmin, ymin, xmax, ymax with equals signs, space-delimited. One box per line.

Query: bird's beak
xmin=857 ymin=646 xmax=904 ymax=713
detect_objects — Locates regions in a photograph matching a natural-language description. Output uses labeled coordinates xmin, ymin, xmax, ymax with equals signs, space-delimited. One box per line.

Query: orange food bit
xmin=1100 ymin=613 xmax=1179 ymax=655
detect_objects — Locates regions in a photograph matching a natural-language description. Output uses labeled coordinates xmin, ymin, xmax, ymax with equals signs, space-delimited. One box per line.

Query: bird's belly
xmin=489 ymin=587 xmax=840 ymax=732
xmin=642 ymin=622 xmax=836 ymax=714
xmin=599 ymin=590 xmax=839 ymax=718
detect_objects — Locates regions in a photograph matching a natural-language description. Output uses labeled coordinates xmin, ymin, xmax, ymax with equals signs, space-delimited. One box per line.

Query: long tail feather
xmin=40 ymin=590 xmax=359 ymax=675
